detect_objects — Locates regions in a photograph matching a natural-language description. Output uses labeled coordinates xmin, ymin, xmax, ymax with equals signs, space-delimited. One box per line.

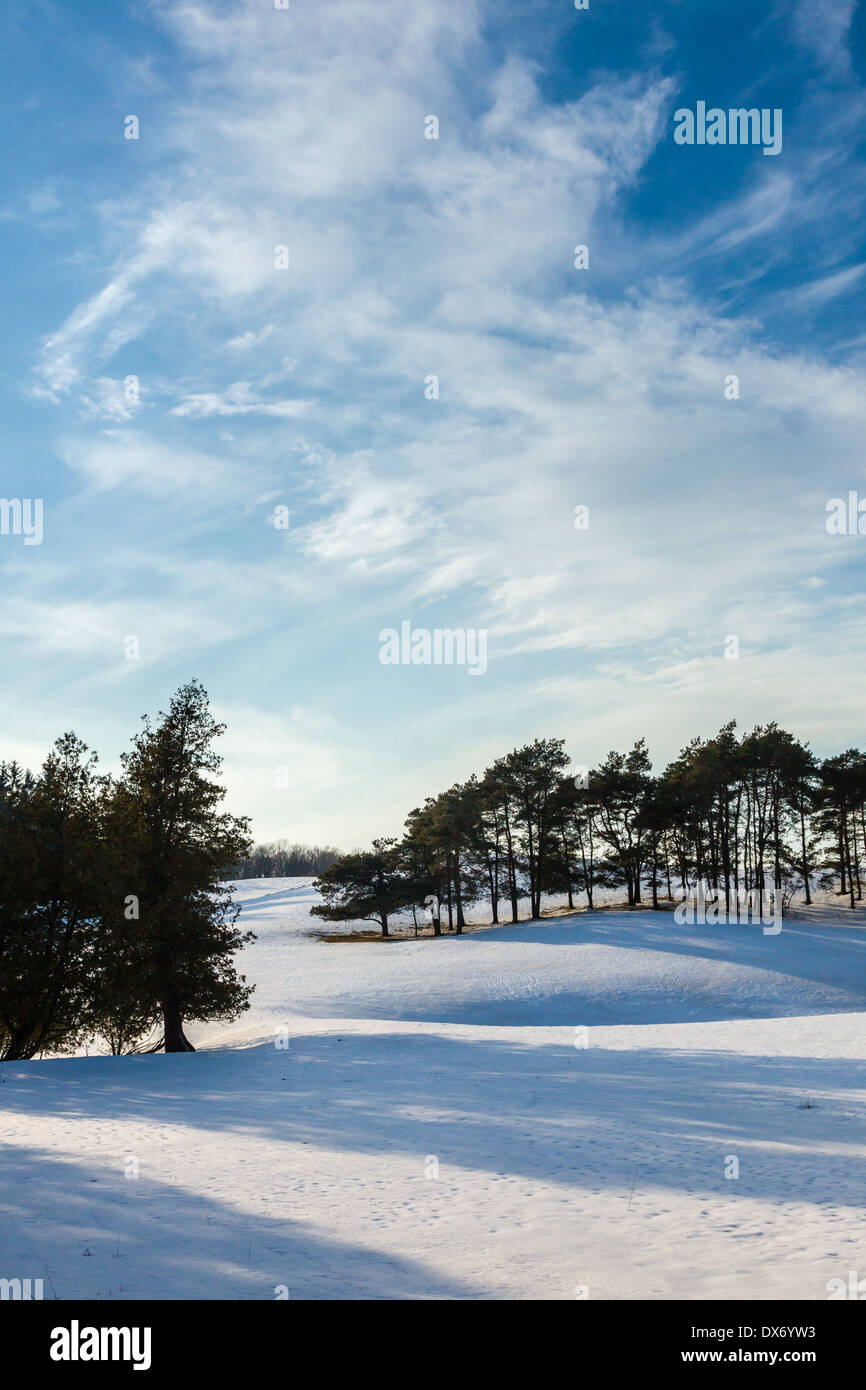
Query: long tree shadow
xmin=3 ymin=1032 xmax=866 ymax=1214
xmin=0 ymin=1143 xmax=475 ymax=1301
xmin=234 ymin=885 xmax=318 ymax=910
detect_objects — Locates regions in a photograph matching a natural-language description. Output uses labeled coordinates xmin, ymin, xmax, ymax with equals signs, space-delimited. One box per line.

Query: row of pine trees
xmin=0 ymin=682 xmax=252 ymax=1061
xmin=312 ymin=723 xmax=866 ymax=936
xmin=6 ymin=700 xmax=865 ymax=1055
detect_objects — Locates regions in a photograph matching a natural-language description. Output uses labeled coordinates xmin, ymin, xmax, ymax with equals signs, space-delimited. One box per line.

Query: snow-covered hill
xmin=2 ymin=880 xmax=865 ymax=1300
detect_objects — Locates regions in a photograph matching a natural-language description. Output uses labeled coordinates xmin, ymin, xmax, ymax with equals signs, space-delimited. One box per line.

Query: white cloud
xmin=792 ymin=0 xmax=856 ymax=75
xmin=170 ymin=382 xmax=309 ymax=419
xmin=13 ymin=0 xmax=866 ymax=842
xmin=784 ymin=263 xmax=866 ymax=309
xmin=225 ymin=325 xmax=275 ymax=353
xmin=57 ymin=432 xmax=240 ymax=495
xmin=217 ymin=704 xmax=360 ymax=844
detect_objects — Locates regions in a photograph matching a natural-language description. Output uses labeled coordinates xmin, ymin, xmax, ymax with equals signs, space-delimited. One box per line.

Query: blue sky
xmin=1 ymin=0 xmax=865 ymax=846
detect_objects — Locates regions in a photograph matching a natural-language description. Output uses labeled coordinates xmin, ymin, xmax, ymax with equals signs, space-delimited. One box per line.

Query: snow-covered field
xmin=2 ymin=879 xmax=866 ymax=1300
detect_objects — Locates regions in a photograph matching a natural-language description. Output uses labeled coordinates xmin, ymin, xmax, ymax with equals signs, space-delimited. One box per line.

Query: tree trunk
xmin=162 ymin=995 xmax=195 ymax=1052
xmin=454 ymin=848 xmax=465 ymax=934
xmin=799 ymin=800 xmax=811 ymax=905
xmin=487 ymin=863 xmax=498 ymax=924
xmin=503 ymin=804 xmax=519 ymax=922
xmin=2 ymin=1024 xmax=39 ymax=1062
xmin=845 ymin=817 xmax=856 ymax=909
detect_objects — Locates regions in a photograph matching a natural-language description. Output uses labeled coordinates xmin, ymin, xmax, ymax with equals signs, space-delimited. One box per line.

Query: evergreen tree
xmin=0 ymin=737 xmax=102 ymax=1061
xmin=591 ymin=740 xmax=653 ymax=906
xmin=311 ymin=837 xmax=407 ymax=936
xmin=87 ymin=778 xmax=162 ymax=1054
xmin=816 ymin=752 xmax=864 ymax=909
xmin=114 ymin=681 xmax=254 ymax=1051
xmin=486 ymin=739 xmax=570 ymax=919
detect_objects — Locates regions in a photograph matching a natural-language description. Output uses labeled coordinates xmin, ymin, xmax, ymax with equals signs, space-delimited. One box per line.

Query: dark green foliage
xmin=311 ymin=838 xmax=407 ymax=937
xmin=109 ymin=680 xmax=254 ymax=1052
xmin=0 ymin=737 xmax=102 ymax=1060
xmin=0 ymin=682 xmax=255 ymax=1059
xmin=312 ymin=722 xmax=855 ymax=935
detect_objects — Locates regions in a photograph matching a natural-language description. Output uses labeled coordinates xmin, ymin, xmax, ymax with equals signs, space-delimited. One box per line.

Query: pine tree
xmin=0 ymin=737 xmax=102 ymax=1060
xmin=87 ymin=778 xmax=162 ymax=1054
xmin=591 ymin=740 xmax=653 ymax=906
xmin=311 ymin=837 xmax=407 ymax=936
xmin=486 ymin=739 xmax=570 ymax=919
xmin=114 ymin=681 xmax=254 ymax=1051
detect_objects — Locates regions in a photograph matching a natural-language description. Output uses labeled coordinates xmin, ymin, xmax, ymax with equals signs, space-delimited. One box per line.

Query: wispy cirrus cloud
xmin=3 ymin=0 xmax=865 ymax=841
xmin=170 ymin=382 xmax=309 ymax=419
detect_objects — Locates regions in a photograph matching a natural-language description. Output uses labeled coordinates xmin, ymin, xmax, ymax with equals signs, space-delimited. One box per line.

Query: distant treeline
xmin=312 ymin=722 xmax=865 ymax=937
xmin=231 ymin=840 xmax=340 ymax=879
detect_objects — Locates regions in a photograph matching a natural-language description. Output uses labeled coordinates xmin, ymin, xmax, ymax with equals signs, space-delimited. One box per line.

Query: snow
xmin=2 ymin=879 xmax=866 ymax=1300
